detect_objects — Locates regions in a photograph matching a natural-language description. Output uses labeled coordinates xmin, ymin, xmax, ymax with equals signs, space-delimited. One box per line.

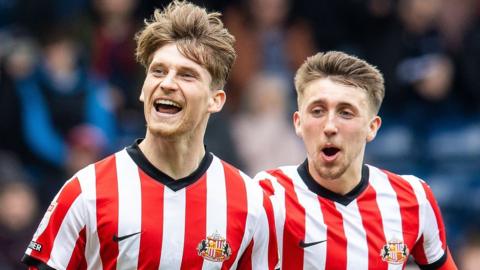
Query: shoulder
xmin=254 ymin=165 xmax=299 ymax=182
xmin=253 ymin=165 xmax=300 ymax=194
xmin=367 ymin=164 xmax=432 ymax=204
xmin=210 ymin=154 xmax=261 ymax=194
xmin=212 ymin=155 xmax=270 ymax=216
xmin=91 ymin=149 xmax=126 ymax=173
xmin=70 ymin=150 xmax=124 ymax=195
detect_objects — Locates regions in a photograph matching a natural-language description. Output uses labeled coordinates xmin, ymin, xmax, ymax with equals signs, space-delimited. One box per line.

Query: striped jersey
xmin=23 ymin=141 xmax=278 ymax=270
xmin=255 ymin=160 xmax=457 ymax=270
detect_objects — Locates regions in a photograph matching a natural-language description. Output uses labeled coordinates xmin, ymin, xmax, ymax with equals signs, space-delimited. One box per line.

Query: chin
xmin=147 ymin=123 xmax=181 ymax=138
xmin=316 ymin=163 xmax=348 ymax=181
xmin=319 ymin=170 xmax=343 ymax=181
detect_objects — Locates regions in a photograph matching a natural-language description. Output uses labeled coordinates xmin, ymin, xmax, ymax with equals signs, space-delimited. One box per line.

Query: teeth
xmin=155 ymin=99 xmax=181 ymax=108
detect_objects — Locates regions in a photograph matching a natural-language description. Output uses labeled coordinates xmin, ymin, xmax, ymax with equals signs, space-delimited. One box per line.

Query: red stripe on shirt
xmin=258 ymin=179 xmax=275 ymax=197
xmin=319 ymin=197 xmax=347 ymax=270
xmin=274 ymin=169 xmax=305 ymax=269
xmin=222 ymin=162 xmax=248 ymax=269
xmin=356 ymin=185 xmax=388 ymax=270
xmin=31 ymin=177 xmax=82 ymax=263
xmin=66 ymin=226 xmax=87 ymax=270
xmin=137 ymin=170 xmax=164 ymax=269
xmin=385 ymin=171 xmax=420 ymax=249
xmin=237 ymin=240 xmax=253 ymax=270
xmin=180 ymin=174 xmax=207 ymax=269
xmin=95 ymin=155 xmax=119 ymax=269
xmin=263 ymin=191 xmax=279 ymax=269
xmin=411 ymin=235 xmax=428 ymax=264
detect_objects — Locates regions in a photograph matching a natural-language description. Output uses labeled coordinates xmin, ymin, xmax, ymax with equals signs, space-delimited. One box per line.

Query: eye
xmin=151 ymin=67 xmax=166 ymax=77
xmin=339 ymin=110 xmax=354 ymax=119
xmin=311 ymin=107 xmax=324 ymax=117
xmin=179 ymin=72 xmax=196 ymax=81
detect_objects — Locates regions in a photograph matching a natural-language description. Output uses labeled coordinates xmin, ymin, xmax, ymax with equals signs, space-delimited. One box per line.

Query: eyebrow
xmin=148 ymin=62 xmax=165 ymax=70
xmin=149 ymin=62 xmax=201 ymax=77
xmin=177 ymin=66 xmax=201 ymax=77
xmin=337 ymin=102 xmax=357 ymax=109
xmin=308 ymin=99 xmax=359 ymax=110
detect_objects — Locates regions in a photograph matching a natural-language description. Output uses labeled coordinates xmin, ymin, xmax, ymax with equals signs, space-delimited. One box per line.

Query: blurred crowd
xmin=0 ymin=0 xmax=479 ymax=269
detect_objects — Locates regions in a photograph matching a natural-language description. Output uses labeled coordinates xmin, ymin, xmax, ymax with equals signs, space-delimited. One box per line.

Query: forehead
xmin=150 ymin=44 xmax=211 ymax=78
xmin=301 ymin=78 xmax=369 ymax=109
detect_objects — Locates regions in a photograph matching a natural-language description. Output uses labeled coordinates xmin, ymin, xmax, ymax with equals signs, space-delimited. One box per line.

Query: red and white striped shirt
xmin=23 ymin=141 xmax=277 ymax=269
xmin=255 ymin=161 xmax=457 ymax=270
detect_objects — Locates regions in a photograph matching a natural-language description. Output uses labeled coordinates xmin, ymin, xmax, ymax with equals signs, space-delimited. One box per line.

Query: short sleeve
xmin=22 ymin=177 xmax=86 ymax=269
xmin=411 ymin=182 xmax=457 ymax=270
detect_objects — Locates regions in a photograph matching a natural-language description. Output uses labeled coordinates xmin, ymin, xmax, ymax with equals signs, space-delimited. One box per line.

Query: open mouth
xmin=154 ymin=99 xmax=182 ymax=114
xmin=322 ymin=147 xmax=340 ymax=157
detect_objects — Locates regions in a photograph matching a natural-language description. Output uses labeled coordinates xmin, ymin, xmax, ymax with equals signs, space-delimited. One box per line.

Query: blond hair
xmin=135 ymin=0 xmax=236 ymax=89
xmin=294 ymin=51 xmax=385 ymax=113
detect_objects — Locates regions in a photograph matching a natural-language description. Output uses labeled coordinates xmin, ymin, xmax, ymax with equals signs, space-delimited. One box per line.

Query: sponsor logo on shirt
xmin=47 ymin=201 xmax=58 ymax=213
xmin=28 ymin=241 xmax=42 ymax=252
xmin=380 ymin=238 xmax=409 ymax=264
xmin=112 ymin=231 xmax=141 ymax=242
xmin=299 ymin=239 xmax=327 ymax=248
xmin=197 ymin=231 xmax=232 ymax=262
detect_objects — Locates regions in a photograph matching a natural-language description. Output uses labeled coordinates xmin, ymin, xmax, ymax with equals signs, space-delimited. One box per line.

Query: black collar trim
xmin=126 ymin=139 xmax=213 ymax=191
xmin=297 ymin=159 xmax=369 ymax=206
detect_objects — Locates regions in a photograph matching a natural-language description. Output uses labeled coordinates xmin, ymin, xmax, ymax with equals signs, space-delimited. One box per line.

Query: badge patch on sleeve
xmin=33 ymin=201 xmax=57 ymax=238
xmin=28 ymin=241 xmax=43 ymax=252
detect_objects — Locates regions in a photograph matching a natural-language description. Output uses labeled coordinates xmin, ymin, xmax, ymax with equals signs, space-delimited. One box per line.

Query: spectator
xmin=0 ymin=153 xmax=39 ymax=270
xmin=90 ymin=0 xmax=145 ymax=145
xmin=232 ymin=73 xmax=304 ymax=175
xmin=9 ymin=29 xmax=117 ymax=201
xmin=457 ymin=233 xmax=480 ymax=270
xmin=224 ymin=0 xmax=315 ymax=114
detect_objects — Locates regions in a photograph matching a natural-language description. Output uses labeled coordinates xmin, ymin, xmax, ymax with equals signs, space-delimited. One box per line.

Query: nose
xmin=323 ymin=113 xmax=338 ymax=137
xmin=159 ymin=71 xmax=177 ymax=92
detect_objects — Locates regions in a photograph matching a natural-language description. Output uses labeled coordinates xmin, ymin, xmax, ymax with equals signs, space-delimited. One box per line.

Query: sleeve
xmin=411 ymin=181 xmax=458 ymax=270
xmin=254 ymin=171 xmax=286 ymax=268
xmin=237 ymin=190 xmax=279 ymax=270
xmin=22 ymin=177 xmax=87 ymax=270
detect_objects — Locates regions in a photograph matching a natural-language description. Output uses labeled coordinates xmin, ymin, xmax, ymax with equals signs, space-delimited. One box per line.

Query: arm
xmin=411 ymin=181 xmax=457 ymax=270
xmin=22 ymin=177 xmax=87 ymax=269
xmin=16 ymin=77 xmax=67 ymax=167
xmin=85 ymin=80 xmax=117 ymax=148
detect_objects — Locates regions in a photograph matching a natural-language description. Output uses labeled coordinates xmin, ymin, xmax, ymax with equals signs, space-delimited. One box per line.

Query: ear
xmin=207 ymin=89 xmax=226 ymax=113
xmin=139 ymin=90 xmax=145 ymax=102
xmin=366 ymin=115 xmax=382 ymax=142
xmin=293 ymin=111 xmax=302 ymax=137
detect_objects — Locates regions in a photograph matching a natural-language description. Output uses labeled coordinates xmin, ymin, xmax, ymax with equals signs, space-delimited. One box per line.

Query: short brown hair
xmin=294 ymin=51 xmax=385 ymax=114
xmin=135 ymin=0 xmax=236 ymax=89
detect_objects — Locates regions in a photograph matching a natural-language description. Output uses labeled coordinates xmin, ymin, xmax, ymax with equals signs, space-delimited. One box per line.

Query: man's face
xmin=294 ymin=78 xmax=381 ymax=181
xmin=140 ymin=43 xmax=225 ymax=138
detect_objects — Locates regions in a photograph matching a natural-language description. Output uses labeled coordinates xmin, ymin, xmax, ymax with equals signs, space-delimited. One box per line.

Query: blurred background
xmin=0 ymin=0 xmax=479 ymax=269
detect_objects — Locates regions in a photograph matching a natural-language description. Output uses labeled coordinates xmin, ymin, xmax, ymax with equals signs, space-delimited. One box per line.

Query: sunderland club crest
xmin=197 ymin=231 xmax=232 ymax=262
xmin=380 ymin=238 xmax=409 ymax=264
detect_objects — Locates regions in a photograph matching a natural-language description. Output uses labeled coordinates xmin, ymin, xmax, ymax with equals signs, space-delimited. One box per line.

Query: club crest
xmin=380 ymin=238 xmax=409 ymax=264
xmin=197 ymin=231 xmax=232 ymax=262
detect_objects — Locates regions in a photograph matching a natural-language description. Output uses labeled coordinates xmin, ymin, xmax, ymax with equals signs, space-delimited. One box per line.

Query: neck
xmin=308 ymin=160 xmax=363 ymax=196
xmin=139 ymin=133 xmax=205 ymax=180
